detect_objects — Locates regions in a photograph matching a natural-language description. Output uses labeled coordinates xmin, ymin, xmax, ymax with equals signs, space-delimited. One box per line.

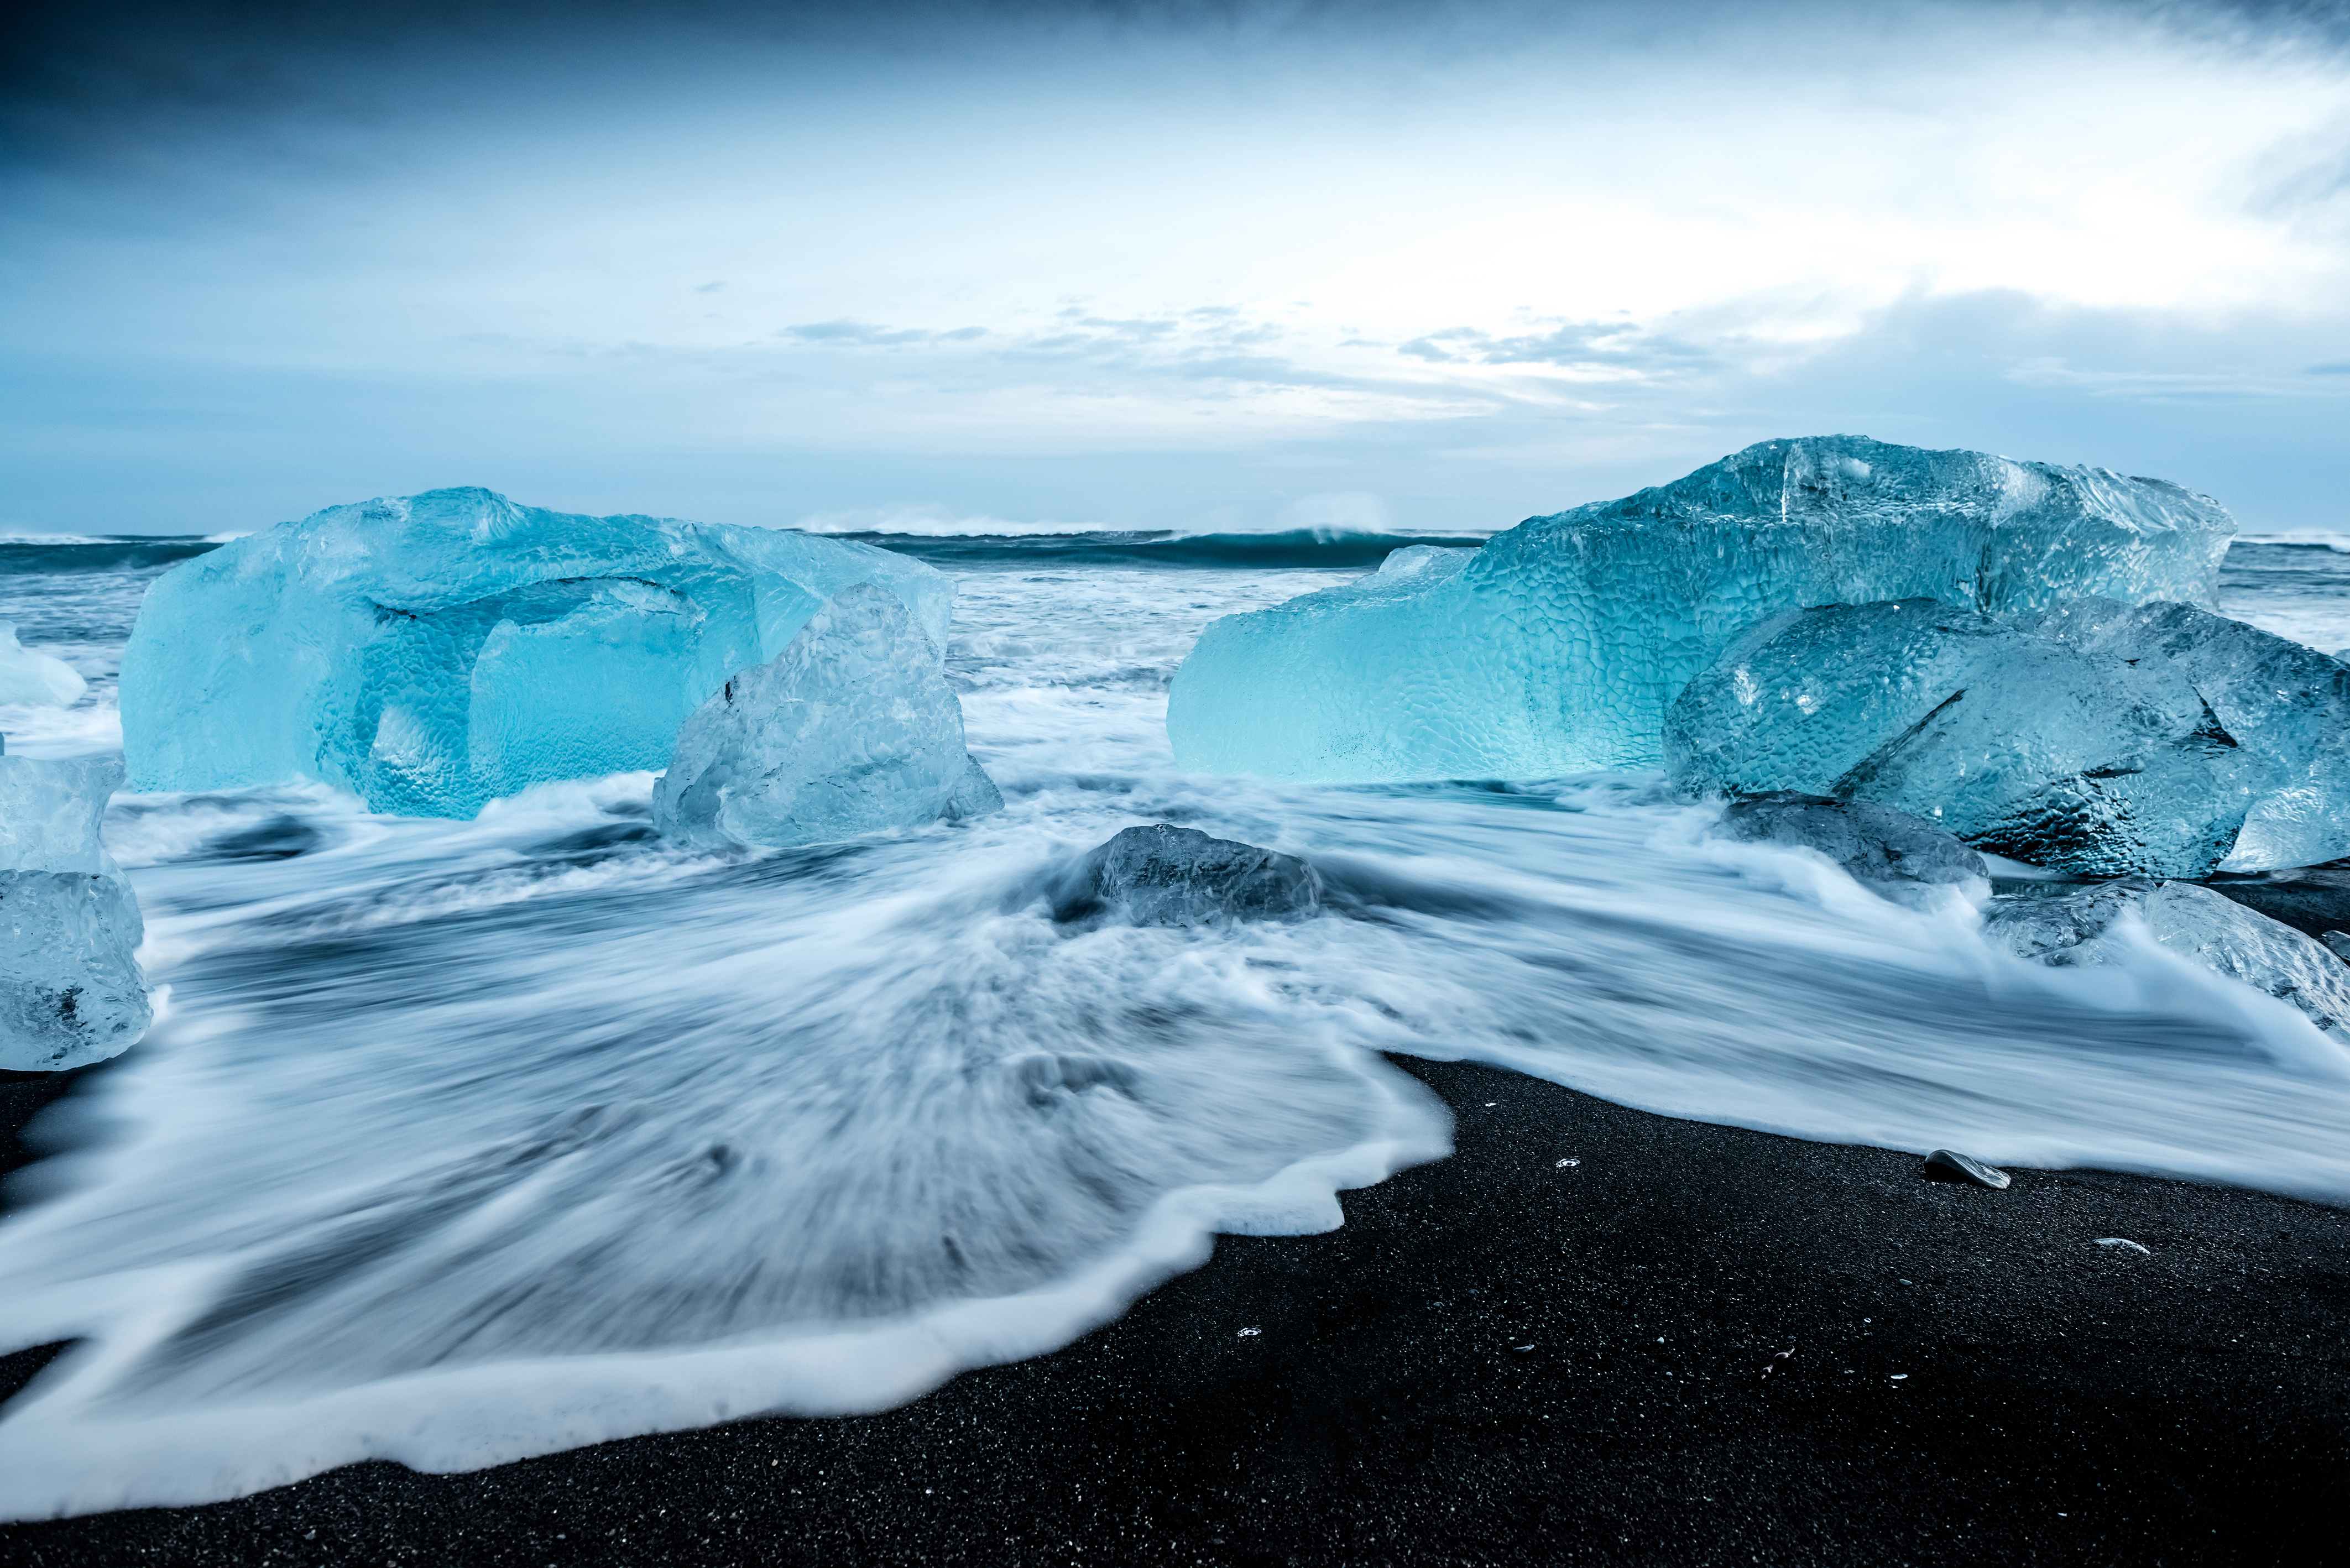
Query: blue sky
xmin=4 ymin=0 xmax=2348 ymax=536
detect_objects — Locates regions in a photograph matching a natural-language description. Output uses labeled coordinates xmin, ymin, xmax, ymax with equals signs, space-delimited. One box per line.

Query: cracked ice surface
xmin=1667 ymin=598 xmax=2350 ymax=879
xmin=1167 ymin=437 xmax=2234 ymax=782
xmin=119 ymin=488 xmax=953 ymax=818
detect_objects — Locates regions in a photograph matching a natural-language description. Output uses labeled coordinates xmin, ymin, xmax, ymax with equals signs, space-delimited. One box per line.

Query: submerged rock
xmin=1716 ymin=792 xmax=1986 ymax=887
xmin=1 ymin=755 xmax=151 ymax=1071
xmin=1986 ymin=879 xmax=2350 ymax=1039
xmin=1665 ymin=598 xmax=2337 ymax=880
xmin=1054 ymin=824 xmax=1320 ymax=926
xmin=206 ymin=814 xmax=325 ymax=861
xmin=654 ymin=583 xmax=1000 ymax=851
xmin=119 ymin=487 xmax=952 ymax=818
xmin=1921 ymin=1149 xmax=2011 ymax=1189
xmin=1168 ymin=436 xmax=2233 ymax=782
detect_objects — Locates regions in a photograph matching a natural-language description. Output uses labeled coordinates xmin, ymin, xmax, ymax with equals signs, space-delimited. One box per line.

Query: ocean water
xmin=1 ymin=529 xmax=2347 ymax=1518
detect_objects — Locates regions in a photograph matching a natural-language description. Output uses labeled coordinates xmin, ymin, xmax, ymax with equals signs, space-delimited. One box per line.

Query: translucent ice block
xmin=120 ymin=488 xmax=953 ymax=818
xmin=1 ymin=755 xmax=150 ymax=1070
xmin=652 ymin=583 xmax=1000 ymax=849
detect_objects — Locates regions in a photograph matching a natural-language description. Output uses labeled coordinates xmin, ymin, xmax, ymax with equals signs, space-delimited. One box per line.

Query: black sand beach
xmin=2 ymin=1054 xmax=2344 ymax=1567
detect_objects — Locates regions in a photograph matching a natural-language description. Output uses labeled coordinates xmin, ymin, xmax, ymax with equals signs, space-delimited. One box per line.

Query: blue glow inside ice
xmin=119 ymin=488 xmax=954 ymax=817
xmin=1168 ymin=437 xmax=2236 ymax=782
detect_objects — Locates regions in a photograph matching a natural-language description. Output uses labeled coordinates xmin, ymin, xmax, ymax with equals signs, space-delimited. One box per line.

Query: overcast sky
xmin=4 ymin=0 xmax=2347 ymax=535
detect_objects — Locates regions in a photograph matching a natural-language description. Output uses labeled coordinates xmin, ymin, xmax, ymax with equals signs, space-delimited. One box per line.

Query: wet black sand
xmin=2 ymin=1054 xmax=2346 ymax=1567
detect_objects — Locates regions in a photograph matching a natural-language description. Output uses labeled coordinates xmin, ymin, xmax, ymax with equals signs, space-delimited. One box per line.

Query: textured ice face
xmin=652 ymin=583 xmax=1001 ymax=850
xmin=1 ymin=756 xmax=150 ymax=1071
xmin=0 ymin=623 xmax=87 ymax=708
xmin=119 ymin=488 xmax=953 ymax=818
xmin=2029 ymin=599 xmax=2350 ymax=872
xmin=1668 ymin=597 xmax=2349 ymax=877
xmin=1988 ymin=880 xmax=2350 ymax=1044
xmin=1168 ymin=436 xmax=2234 ymax=782
xmin=1667 ymin=599 xmax=2269 ymax=879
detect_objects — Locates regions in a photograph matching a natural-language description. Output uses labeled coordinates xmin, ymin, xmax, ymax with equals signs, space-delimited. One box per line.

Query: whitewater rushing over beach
xmin=2 ymin=527 xmax=2348 ymax=1519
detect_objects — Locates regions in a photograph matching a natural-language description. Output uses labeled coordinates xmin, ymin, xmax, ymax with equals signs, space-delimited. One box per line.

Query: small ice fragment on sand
xmin=1922 ymin=1148 xmax=2010 ymax=1189
xmin=1555 ymin=1158 xmax=1579 ymax=1168
xmin=1236 ymin=1326 xmax=1261 ymax=1337
xmin=2095 ymin=1237 xmax=2152 ymax=1255
xmin=1891 ymin=1374 xmax=1909 ymax=1381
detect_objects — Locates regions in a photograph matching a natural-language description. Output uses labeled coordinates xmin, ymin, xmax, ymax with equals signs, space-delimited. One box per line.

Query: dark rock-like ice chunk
xmin=2202 ymin=867 xmax=2350 ymax=942
xmin=1667 ymin=599 xmax=2291 ymax=879
xmin=1716 ymin=791 xmax=1986 ymax=887
xmin=1054 ymin=824 xmax=1320 ymax=926
xmin=2 ymin=756 xmax=151 ymax=1070
xmin=654 ymin=583 xmax=1000 ymax=850
xmin=1985 ymin=879 xmax=2350 ymax=1039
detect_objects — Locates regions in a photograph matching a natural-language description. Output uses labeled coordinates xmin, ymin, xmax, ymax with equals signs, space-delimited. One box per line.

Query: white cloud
xmin=3 ymin=0 xmax=2348 ymax=531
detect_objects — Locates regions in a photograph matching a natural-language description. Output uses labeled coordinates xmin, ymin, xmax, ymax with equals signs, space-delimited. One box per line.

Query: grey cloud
xmin=781 ymin=320 xmax=989 ymax=347
xmin=1398 ymin=320 xmax=1719 ymax=373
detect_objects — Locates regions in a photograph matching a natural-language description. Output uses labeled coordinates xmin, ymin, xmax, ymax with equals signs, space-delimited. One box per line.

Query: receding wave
xmin=844 ymin=529 xmax=1489 ymax=569
xmin=2 ymin=527 xmax=2348 ymax=1521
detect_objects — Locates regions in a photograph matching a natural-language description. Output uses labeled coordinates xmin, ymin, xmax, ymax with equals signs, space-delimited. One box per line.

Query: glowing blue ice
xmin=1 ymin=755 xmax=150 ymax=1070
xmin=1167 ymin=437 xmax=2236 ymax=781
xmin=654 ymin=583 xmax=1000 ymax=849
xmin=119 ymin=488 xmax=953 ymax=818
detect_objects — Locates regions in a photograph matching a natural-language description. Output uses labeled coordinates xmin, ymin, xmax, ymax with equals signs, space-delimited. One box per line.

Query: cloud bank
xmin=3 ymin=0 xmax=2347 ymax=534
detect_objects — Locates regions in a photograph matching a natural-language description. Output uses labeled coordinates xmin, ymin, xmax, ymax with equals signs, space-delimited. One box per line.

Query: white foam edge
xmin=0 ymin=1056 xmax=1449 ymax=1520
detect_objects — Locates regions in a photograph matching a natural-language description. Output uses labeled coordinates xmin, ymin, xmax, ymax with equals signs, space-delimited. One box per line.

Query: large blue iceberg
xmin=1667 ymin=598 xmax=2350 ymax=878
xmin=1167 ymin=437 xmax=2236 ymax=782
xmin=1 ymin=752 xmax=150 ymax=1071
xmin=652 ymin=583 xmax=1000 ymax=849
xmin=119 ymin=489 xmax=952 ymax=817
